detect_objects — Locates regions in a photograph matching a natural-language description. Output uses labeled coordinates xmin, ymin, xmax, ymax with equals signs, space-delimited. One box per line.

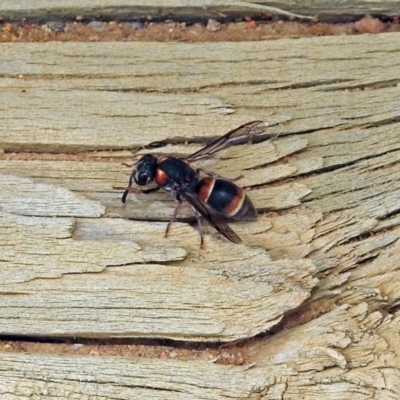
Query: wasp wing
xmin=186 ymin=120 xmax=267 ymax=163
xmin=180 ymin=189 xmax=242 ymax=244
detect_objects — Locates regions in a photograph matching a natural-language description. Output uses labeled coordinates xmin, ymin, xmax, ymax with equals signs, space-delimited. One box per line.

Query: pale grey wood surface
xmin=1 ymin=34 xmax=399 ymax=152
xmin=0 ymin=0 xmax=398 ymax=20
xmin=1 ymin=304 xmax=399 ymax=399
xmin=1 ymin=32 xmax=400 ymax=398
xmin=0 ymin=208 xmax=316 ymax=339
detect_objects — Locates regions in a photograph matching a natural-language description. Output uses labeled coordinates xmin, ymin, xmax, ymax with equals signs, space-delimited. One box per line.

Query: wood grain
xmin=0 ymin=211 xmax=317 ymax=340
xmin=0 ymin=34 xmax=399 ymax=151
xmin=0 ymin=0 xmax=398 ymax=21
xmin=1 ymin=305 xmax=399 ymax=398
xmin=1 ymin=32 xmax=400 ymax=398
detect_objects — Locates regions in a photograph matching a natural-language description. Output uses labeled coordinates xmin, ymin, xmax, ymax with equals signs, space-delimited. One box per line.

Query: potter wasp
xmin=115 ymin=121 xmax=269 ymax=246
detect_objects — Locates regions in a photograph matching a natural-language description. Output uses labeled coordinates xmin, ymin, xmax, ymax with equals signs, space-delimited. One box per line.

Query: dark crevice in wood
xmin=354 ymin=254 xmax=380 ymax=266
xmin=276 ymin=78 xmax=354 ymax=90
xmin=321 ymin=79 xmax=400 ymax=92
xmin=360 ymin=116 xmax=400 ymax=129
xmin=387 ymin=303 xmax=400 ymax=315
xmin=302 ymin=149 xmax=400 ymax=183
xmin=377 ymin=206 xmax=400 ymax=220
xmin=0 ymin=334 xmax=228 ymax=351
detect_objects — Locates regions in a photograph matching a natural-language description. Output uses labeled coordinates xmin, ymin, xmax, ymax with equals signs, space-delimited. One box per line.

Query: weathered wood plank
xmin=1 ymin=304 xmax=399 ymax=399
xmin=0 ymin=33 xmax=399 ymax=151
xmin=1 ymin=35 xmax=400 ymax=343
xmin=0 ymin=210 xmax=317 ymax=340
xmin=0 ymin=173 xmax=105 ymax=217
xmin=2 ymin=121 xmax=400 ymax=339
xmin=248 ymin=304 xmax=400 ymax=399
xmin=1 ymin=32 xmax=400 ymax=398
xmin=0 ymin=211 xmax=188 ymax=284
xmin=0 ymin=0 xmax=398 ymax=21
xmin=0 ymin=351 xmax=262 ymax=400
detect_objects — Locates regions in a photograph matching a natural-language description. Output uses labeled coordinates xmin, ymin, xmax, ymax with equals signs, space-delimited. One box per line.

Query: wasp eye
xmin=135 ymin=171 xmax=149 ymax=186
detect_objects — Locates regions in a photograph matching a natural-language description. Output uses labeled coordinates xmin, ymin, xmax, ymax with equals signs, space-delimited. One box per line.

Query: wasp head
xmin=134 ymin=154 xmax=158 ymax=186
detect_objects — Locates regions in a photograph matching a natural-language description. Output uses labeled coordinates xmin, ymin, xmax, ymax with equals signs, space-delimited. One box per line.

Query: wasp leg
xmin=195 ymin=168 xmax=243 ymax=182
xmin=140 ymin=187 xmax=160 ymax=194
xmin=190 ymin=207 xmax=205 ymax=248
xmin=113 ymin=185 xmax=160 ymax=203
xmin=124 ymin=186 xmax=159 ymax=203
xmin=165 ymin=195 xmax=184 ymax=239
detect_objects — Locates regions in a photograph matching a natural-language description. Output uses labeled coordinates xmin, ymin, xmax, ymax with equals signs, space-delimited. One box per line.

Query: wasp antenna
xmin=121 ymin=189 xmax=129 ymax=203
xmin=120 ymin=172 xmax=135 ymax=203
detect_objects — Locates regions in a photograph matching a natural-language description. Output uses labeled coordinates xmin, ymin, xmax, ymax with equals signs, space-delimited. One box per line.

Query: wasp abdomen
xmin=196 ymin=177 xmax=257 ymax=219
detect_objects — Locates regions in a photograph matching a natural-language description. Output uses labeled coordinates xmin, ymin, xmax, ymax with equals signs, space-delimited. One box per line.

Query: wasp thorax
xmin=134 ymin=154 xmax=158 ymax=186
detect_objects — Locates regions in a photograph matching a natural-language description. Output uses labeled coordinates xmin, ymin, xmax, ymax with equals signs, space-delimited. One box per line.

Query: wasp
xmin=115 ymin=121 xmax=269 ymax=246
